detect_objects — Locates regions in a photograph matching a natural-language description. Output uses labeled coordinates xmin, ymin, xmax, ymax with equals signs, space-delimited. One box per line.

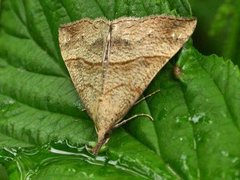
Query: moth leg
xmin=134 ymin=89 xmax=161 ymax=105
xmin=113 ymin=113 xmax=153 ymax=129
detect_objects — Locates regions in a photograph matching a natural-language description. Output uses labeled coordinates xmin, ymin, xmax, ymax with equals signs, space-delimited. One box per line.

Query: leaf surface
xmin=0 ymin=0 xmax=239 ymax=179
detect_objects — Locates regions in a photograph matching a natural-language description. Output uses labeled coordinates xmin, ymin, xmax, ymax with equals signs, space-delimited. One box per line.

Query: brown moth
xmin=58 ymin=15 xmax=197 ymax=154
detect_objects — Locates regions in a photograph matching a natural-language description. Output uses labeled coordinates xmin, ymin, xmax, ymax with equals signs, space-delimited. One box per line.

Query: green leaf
xmin=208 ymin=0 xmax=240 ymax=67
xmin=0 ymin=0 xmax=240 ymax=179
xmin=189 ymin=0 xmax=240 ymax=67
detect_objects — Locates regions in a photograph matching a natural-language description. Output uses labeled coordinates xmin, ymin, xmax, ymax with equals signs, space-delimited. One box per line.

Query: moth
xmin=58 ymin=15 xmax=197 ymax=154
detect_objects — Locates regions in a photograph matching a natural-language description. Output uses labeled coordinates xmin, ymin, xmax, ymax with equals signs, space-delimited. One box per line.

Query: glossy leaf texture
xmin=0 ymin=0 xmax=239 ymax=179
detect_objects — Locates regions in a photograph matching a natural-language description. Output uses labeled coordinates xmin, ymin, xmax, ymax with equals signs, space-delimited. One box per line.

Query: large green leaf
xmin=0 ymin=0 xmax=240 ymax=179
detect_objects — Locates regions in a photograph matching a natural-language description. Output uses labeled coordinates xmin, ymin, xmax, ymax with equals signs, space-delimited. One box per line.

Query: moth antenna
xmin=134 ymin=89 xmax=161 ymax=105
xmin=114 ymin=113 xmax=154 ymax=129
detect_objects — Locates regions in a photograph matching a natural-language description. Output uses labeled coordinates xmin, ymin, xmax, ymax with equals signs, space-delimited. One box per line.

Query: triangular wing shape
xmin=59 ymin=16 xmax=197 ymax=154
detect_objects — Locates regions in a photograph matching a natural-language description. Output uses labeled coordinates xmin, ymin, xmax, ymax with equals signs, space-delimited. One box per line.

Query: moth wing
xmin=59 ymin=19 xmax=109 ymax=120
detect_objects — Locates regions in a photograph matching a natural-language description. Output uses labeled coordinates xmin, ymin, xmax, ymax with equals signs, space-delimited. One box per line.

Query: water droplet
xmin=219 ymin=111 xmax=227 ymax=118
xmin=180 ymin=154 xmax=189 ymax=171
xmin=196 ymin=135 xmax=202 ymax=142
xmin=216 ymin=132 xmax=221 ymax=137
xmin=4 ymin=99 xmax=15 ymax=105
xmin=179 ymin=137 xmax=183 ymax=141
xmin=232 ymin=157 xmax=239 ymax=164
xmin=221 ymin=150 xmax=229 ymax=157
xmin=82 ymin=172 xmax=94 ymax=178
xmin=235 ymin=170 xmax=240 ymax=177
xmin=175 ymin=117 xmax=180 ymax=123
xmin=17 ymin=68 xmax=25 ymax=72
xmin=108 ymin=160 xmax=118 ymax=166
xmin=180 ymin=154 xmax=187 ymax=160
xmin=68 ymin=168 xmax=76 ymax=173
xmin=189 ymin=113 xmax=205 ymax=124
xmin=95 ymin=156 xmax=107 ymax=162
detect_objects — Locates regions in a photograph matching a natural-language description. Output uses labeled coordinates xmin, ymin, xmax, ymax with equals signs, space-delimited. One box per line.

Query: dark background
xmin=190 ymin=0 xmax=240 ymax=66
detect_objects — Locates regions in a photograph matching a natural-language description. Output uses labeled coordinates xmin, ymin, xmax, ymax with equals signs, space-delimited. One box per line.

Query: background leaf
xmin=189 ymin=0 xmax=240 ymax=67
xmin=0 ymin=0 xmax=240 ymax=179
